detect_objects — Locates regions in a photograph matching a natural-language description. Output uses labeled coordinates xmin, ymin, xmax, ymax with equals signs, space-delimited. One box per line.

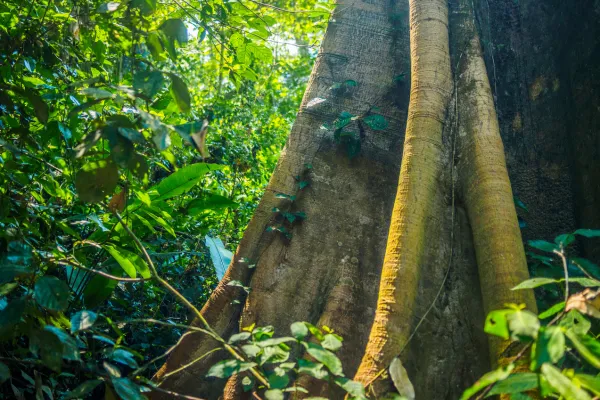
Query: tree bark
xmin=151 ymin=0 xmax=598 ymax=398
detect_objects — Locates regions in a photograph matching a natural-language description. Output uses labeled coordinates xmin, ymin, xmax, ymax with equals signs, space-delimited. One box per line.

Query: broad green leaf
xmin=35 ymin=276 xmax=70 ymax=311
xmin=44 ymin=325 xmax=80 ymax=361
xmin=508 ymin=310 xmax=540 ymax=340
xmin=298 ymin=359 xmax=328 ymax=380
xmin=104 ymin=244 xmax=151 ymax=279
xmin=560 ymin=310 xmax=591 ymax=335
xmin=63 ymin=379 xmax=102 ymax=399
xmin=565 ymin=330 xmax=600 ymax=368
xmin=575 ymin=374 xmax=600 ymax=395
xmin=70 ymin=310 xmax=98 ymax=333
xmin=530 ymin=326 xmax=565 ymax=370
xmin=160 ymin=19 xmax=188 ymax=44
xmin=112 ymin=377 xmax=146 ymax=400
xmin=321 ymin=333 xmax=343 ymax=351
xmin=291 ymin=322 xmax=309 ymax=339
xmin=206 ymin=359 xmax=256 ymax=378
xmin=512 ymin=277 xmax=558 ymax=290
xmin=363 ymin=114 xmax=388 ymax=130
xmin=304 ymin=342 xmax=343 ymax=376
xmin=150 ymin=163 xmax=224 ymax=202
xmin=228 ymin=332 xmax=251 ymax=344
xmin=75 ymin=160 xmax=119 ymax=203
xmin=484 ymin=309 xmax=514 ymax=340
xmin=264 ymin=389 xmax=284 ymax=400
xmin=81 ymin=87 xmax=114 ymax=99
xmin=205 ymin=236 xmax=232 ymax=280
xmin=572 ymin=258 xmax=600 ymax=279
xmin=575 ymin=229 xmax=600 ymax=238
xmin=168 ymin=73 xmax=191 ymax=113
xmin=528 ymin=240 xmax=558 ymax=253
xmin=187 ymin=194 xmax=238 ymax=215
xmin=133 ymin=70 xmax=164 ymax=98
xmin=486 ymin=373 xmax=538 ymax=396
xmin=268 ymin=368 xmax=289 ymax=389
xmin=335 ymin=377 xmax=366 ymax=399
xmin=541 ymin=363 xmax=592 ymax=400
xmin=111 ymin=349 xmax=139 ymax=368
xmin=460 ymin=364 xmax=515 ymax=400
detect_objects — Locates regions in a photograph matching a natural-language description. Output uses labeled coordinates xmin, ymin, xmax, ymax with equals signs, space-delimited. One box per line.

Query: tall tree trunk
xmin=152 ymin=0 xmax=600 ymax=397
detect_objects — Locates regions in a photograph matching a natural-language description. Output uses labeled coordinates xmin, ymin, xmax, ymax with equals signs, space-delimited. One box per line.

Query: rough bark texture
xmin=151 ymin=0 xmax=600 ymax=398
xmin=155 ymin=0 xmax=412 ymax=397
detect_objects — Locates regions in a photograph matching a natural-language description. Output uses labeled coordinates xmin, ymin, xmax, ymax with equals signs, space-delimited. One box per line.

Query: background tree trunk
xmin=153 ymin=0 xmax=600 ymax=398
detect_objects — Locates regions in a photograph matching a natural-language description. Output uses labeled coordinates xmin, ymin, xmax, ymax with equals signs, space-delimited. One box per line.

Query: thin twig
xmin=554 ymin=249 xmax=570 ymax=302
xmin=50 ymin=258 xmax=146 ymax=282
xmin=161 ymin=347 xmax=222 ymax=380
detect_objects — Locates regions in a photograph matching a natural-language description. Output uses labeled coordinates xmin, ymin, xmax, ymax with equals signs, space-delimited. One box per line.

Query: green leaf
xmin=44 ymin=325 xmax=80 ymax=361
xmin=565 ymin=330 xmax=600 ymax=369
xmin=512 ymin=277 xmax=558 ymax=290
xmin=206 ymin=359 xmax=257 ymax=378
xmin=104 ymin=244 xmax=151 ymax=279
xmin=228 ymin=332 xmax=251 ymax=344
xmin=70 ymin=310 xmax=98 ymax=333
xmin=530 ymin=326 xmax=565 ymax=370
xmin=335 ymin=377 xmax=366 ymax=398
xmin=322 ymin=334 xmax=343 ymax=351
xmin=484 ymin=309 xmax=514 ymax=340
xmin=112 ymin=377 xmax=146 ymax=400
xmin=363 ymin=114 xmax=388 ymax=130
xmin=572 ymin=258 xmax=600 ymax=279
xmin=150 ymin=163 xmax=224 ymax=202
xmin=539 ymin=301 xmax=565 ymax=319
xmin=486 ymin=373 xmax=538 ymax=396
xmin=291 ymin=322 xmax=309 ymax=339
xmin=160 ymin=19 xmax=188 ymax=44
xmin=63 ymin=379 xmax=103 ymax=399
xmin=34 ymin=276 xmax=70 ymax=311
xmin=75 ymin=160 xmax=119 ymax=203
xmin=304 ymin=342 xmax=343 ymax=376
xmin=187 ymin=194 xmax=238 ymax=215
xmin=575 ymin=229 xmax=600 ymax=238
xmin=168 ymin=73 xmax=191 ymax=113
xmin=81 ymin=87 xmax=114 ymax=99
xmin=528 ymin=240 xmax=558 ymax=253
xmin=112 ymin=349 xmax=139 ymax=368
xmin=264 ymin=389 xmax=284 ymax=400
xmin=560 ymin=310 xmax=591 ymax=335
xmin=298 ymin=359 xmax=328 ymax=380
xmin=575 ymin=374 xmax=600 ymax=395
xmin=133 ymin=70 xmax=164 ymax=98
xmin=508 ymin=310 xmax=540 ymax=340
xmin=541 ymin=363 xmax=592 ymax=400
xmin=0 ymin=362 xmax=10 ymax=384
xmin=460 ymin=364 xmax=515 ymax=400
xmin=267 ymin=369 xmax=289 ymax=390
xmin=569 ymin=277 xmax=600 ymax=287
xmin=555 ymin=233 xmax=576 ymax=247
xmin=205 ymin=236 xmax=233 ymax=280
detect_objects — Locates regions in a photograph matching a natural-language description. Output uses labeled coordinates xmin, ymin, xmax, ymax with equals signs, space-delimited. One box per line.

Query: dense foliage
xmin=0 ymin=0 xmax=330 ymax=398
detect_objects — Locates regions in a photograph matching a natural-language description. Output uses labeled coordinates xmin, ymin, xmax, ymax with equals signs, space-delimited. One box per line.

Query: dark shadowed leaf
xmin=34 ymin=276 xmax=70 ymax=311
xmin=75 ymin=160 xmax=119 ymax=203
xmin=112 ymin=377 xmax=146 ymax=400
xmin=460 ymin=364 xmax=514 ymax=400
xmin=168 ymin=73 xmax=191 ymax=113
xmin=63 ymin=380 xmax=103 ymax=399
